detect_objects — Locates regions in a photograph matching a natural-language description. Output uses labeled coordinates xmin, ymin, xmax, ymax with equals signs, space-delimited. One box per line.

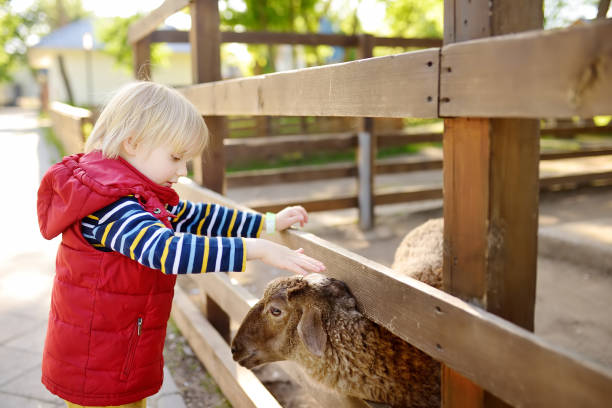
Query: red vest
xmin=37 ymin=151 xmax=179 ymax=406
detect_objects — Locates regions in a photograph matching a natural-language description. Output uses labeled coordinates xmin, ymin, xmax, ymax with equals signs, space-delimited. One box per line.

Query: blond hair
xmin=85 ymin=81 xmax=208 ymax=159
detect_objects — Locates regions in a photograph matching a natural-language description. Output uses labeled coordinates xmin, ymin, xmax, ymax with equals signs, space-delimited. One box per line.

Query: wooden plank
xmin=541 ymin=148 xmax=612 ymax=160
xmin=128 ymin=0 xmax=190 ymax=44
xmin=173 ymin=179 xmax=612 ymax=408
xmin=179 ymin=49 xmax=440 ymax=118
xmin=171 ymin=286 xmax=282 ymax=408
xmin=224 ymin=132 xmax=356 ymax=166
xmin=440 ymin=19 xmax=612 ymax=118
xmin=190 ymin=0 xmax=226 ymax=194
xmin=149 ymin=29 xmax=441 ymax=49
xmin=540 ymin=170 xmax=612 ymax=188
xmin=49 ymin=101 xmax=91 ymax=155
xmin=442 ymin=2 xmax=543 ymax=406
xmin=133 ymin=36 xmax=151 ymax=80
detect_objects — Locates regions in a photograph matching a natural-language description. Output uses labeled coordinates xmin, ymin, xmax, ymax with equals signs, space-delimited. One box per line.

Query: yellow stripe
xmin=92 ymin=243 xmax=105 ymax=248
xmin=227 ymin=210 xmax=237 ymax=237
xmin=87 ymin=214 xmax=99 ymax=220
xmin=101 ymin=221 xmax=115 ymax=246
xmin=256 ymin=215 xmax=264 ymax=237
xmin=241 ymin=238 xmax=247 ymax=272
xmin=129 ymin=223 xmax=162 ymax=260
xmin=160 ymin=237 xmax=173 ymax=274
xmin=174 ymin=201 xmax=188 ymax=222
xmin=201 ymin=237 xmax=210 ymax=273
xmin=196 ymin=204 xmax=211 ymax=235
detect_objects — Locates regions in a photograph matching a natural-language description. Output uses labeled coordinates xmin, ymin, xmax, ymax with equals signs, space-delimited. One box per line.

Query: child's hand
xmin=245 ymin=238 xmax=325 ymax=275
xmin=275 ymin=206 xmax=308 ymax=231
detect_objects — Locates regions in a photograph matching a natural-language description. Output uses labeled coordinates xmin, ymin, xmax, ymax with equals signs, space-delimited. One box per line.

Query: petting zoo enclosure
xmin=49 ymin=0 xmax=612 ymax=407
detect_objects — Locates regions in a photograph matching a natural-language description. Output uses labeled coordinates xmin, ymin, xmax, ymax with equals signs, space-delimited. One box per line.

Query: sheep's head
xmin=231 ymin=273 xmax=356 ymax=369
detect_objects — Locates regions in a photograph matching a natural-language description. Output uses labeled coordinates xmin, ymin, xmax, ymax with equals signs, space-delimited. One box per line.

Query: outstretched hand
xmin=275 ymin=206 xmax=308 ymax=231
xmin=245 ymin=238 xmax=325 ymax=275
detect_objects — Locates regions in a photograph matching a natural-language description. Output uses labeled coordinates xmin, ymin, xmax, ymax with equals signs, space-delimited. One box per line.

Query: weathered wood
xmin=133 ymin=36 xmax=151 ymax=80
xmin=440 ymin=19 xmax=612 ymax=118
xmin=224 ymin=132 xmax=356 ymax=166
xmin=171 ymin=286 xmax=282 ymax=408
xmin=442 ymin=1 xmax=543 ymax=406
xmin=149 ymin=28 xmax=441 ymax=49
xmin=49 ymin=101 xmax=91 ymax=155
xmin=173 ymin=179 xmax=612 ymax=408
xmin=190 ymin=0 xmax=226 ymax=194
xmin=598 ymin=0 xmax=611 ymax=18
xmin=127 ymin=0 xmax=190 ymax=44
xmin=180 ymin=49 xmax=440 ymax=118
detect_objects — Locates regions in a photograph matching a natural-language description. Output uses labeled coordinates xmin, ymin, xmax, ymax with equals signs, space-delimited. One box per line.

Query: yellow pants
xmin=65 ymin=400 xmax=145 ymax=408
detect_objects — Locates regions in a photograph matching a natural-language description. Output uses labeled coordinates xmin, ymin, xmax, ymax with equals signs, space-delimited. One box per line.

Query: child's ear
xmin=122 ymin=137 xmax=139 ymax=156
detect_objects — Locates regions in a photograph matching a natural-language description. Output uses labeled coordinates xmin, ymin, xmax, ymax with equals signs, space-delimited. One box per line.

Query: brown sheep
xmin=231 ymin=273 xmax=440 ymax=407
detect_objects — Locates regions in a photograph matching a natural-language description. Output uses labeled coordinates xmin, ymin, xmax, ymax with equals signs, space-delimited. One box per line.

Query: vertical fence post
xmin=190 ymin=0 xmax=230 ymax=342
xmin=190 ymin=0 xmax=227 ymax=195
xmin=357 ymin=34 xmax=375 ymax=229
xmin=441 ymin=1 xmax=543 ymax=406
xmin=133 ymin=36 xmax=151 ymax=80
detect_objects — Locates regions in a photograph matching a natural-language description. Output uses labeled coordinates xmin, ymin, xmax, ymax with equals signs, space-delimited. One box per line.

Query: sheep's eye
xmin=269 ymin=307 xmax=282 ymax=316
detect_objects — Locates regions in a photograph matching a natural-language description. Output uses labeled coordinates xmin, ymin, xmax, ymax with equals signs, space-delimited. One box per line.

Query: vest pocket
xmin=120 ymin=317 xmax=142 ymax=381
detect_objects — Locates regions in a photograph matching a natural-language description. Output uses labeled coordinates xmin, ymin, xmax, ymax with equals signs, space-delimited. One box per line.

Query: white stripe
xmin=236 ymin=212 xmax=246 ymax=237
xmin=206 ymin=205 xmax=220 ymax=237
xmin=99 ymin=200 xmax=138 ymax=224
xmin=109 ymin=212 xmax=149 ymax=250
xmin=214 ymin=236 xmax=223 ymax=272
xmin=138 ymin=227 xmax=167 ymax=264
xmin=176 ymin=202 xmax=196 ymax=233
xmin=172 ymin=234 xmax=184 ymax=274
xmin=82 ymin=222 xmax=95 ymax=229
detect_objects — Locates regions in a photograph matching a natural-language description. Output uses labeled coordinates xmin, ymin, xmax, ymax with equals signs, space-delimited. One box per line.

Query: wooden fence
xmin=62 ymin=1 xmax=612 ymax=407
xmin=48 ymin=101 xmax=92 ymax=155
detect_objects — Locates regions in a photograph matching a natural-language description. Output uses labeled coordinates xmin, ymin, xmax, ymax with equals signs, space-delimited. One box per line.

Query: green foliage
xmin=0 ymin=0 xmax=88 ymax=83
xmin=219 ymin=0 xmax=329 ymax=74
xmin=95 ymin=16 xmax=170 ymax=74
xmin=0 ymin=1 xmax=41 ymax=82
xmin=381 ymin=0 xmax=443 ymax=38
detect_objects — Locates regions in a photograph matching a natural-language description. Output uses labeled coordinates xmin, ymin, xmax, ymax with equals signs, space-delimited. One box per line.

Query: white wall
xmin=29 ymin=48 xmax=193 ymax=107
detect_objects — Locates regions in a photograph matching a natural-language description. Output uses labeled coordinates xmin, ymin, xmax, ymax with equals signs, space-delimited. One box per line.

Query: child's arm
xmin=82 ymin=197 xmax=324 ymax=275
xmin=167 ymin=200 xmax=263 ymax=238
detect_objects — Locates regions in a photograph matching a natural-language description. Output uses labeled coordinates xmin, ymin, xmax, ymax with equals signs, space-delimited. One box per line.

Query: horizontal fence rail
xmin=174 ymin=179 xmax=612 ymax=408
xmin=177 ymin=19 xmax=612 ymax=119
xmin=150 ymin=29 xmax=443 ymax=48
xmin=48 ymin=101 xmax=91 ymax=155
xmin=180 ymin=49 xmax=440 ymax=117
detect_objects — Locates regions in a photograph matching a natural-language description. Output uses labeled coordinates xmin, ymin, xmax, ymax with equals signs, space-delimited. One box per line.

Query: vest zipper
xmin=121 ymin=316 xmax=142 ymax=380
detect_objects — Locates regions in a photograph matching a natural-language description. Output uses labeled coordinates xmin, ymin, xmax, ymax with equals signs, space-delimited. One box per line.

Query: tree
xmin=0 ymin=0 xmax=88 ymax=84
xmin=95 ymin=15 xmax=169 ymax=73
xmin=219 ymin=0 xmax=331 ymax=73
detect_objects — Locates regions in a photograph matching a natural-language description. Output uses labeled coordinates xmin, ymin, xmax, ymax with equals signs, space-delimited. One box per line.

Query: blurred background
xmin=1 ymin=0 xmax=610 ymax=109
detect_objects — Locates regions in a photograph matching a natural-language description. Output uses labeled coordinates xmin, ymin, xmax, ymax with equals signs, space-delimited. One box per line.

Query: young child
xmin=37 ymin=81 xmax=326 ymax=408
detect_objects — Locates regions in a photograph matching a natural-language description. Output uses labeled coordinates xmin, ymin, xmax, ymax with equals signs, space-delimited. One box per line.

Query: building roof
xmin=32 ymin=18 xmax=190 ymax=53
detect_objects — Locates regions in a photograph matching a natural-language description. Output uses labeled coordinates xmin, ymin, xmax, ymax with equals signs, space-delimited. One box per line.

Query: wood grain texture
xmin=173 ymin=179 xmax=612 ymax=408
xmin=180 ymin=49 xmax=440 ymax=118
xmin=127 ymin=0 xmax=190 ymax=44
xmin=440 ymin=19 xmax=612 ymax=118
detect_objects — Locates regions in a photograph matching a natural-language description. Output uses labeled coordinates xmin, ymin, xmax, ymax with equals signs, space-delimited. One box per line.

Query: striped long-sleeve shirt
xmin=80 ymin=196 xmax=263 ymax=274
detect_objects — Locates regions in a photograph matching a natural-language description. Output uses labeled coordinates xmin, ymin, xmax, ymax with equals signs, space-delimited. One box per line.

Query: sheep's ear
xmin=297 ymin=307 xmax=326 ymax=357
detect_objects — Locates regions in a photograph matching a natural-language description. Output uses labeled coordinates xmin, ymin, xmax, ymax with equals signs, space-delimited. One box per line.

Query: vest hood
xmin=37 ymin=151 xmax=179 ymax=239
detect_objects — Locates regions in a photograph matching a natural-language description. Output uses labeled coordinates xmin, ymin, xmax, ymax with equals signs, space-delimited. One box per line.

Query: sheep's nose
xmin=230 ymin=343 xmax=240 ymax=355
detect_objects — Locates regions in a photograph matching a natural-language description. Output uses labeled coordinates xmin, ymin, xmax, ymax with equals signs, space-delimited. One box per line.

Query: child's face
xmin=122 ymin=143 xmax=189 ymax=188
